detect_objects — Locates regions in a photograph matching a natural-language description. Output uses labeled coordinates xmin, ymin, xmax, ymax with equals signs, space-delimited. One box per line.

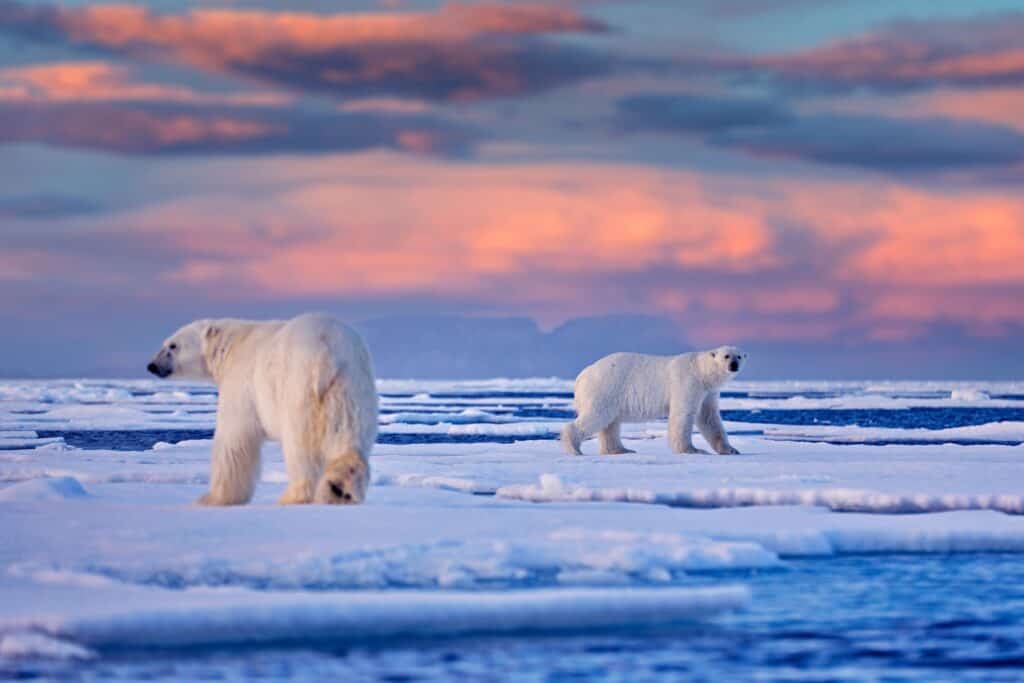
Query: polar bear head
xmin=704 ymin=345 xmax=747 ymax=385
xmin=147 ymin=320 xmax=218 ymax=381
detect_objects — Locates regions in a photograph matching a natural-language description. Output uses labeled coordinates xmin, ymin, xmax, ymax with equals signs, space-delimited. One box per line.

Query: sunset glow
xmin=1 ymin=0 xmax=1022 ymax=376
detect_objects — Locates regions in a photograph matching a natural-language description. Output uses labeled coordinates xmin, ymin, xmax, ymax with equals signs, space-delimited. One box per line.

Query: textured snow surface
xmin=3 ymin=584 xmax=750 ymax=651
xmin=2 ymin=378 xmax=1024 ymax=658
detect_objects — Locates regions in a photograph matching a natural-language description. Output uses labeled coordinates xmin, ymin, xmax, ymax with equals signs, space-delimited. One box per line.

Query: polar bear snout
xmin=147 ymin=355 xmax=172 ymax=378
xmin=729 ymin=360 xmax=739 ymax=372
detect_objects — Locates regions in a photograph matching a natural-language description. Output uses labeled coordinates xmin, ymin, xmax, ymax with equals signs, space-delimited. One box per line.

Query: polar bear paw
xmin=315 ymin=452 xmax=369 ymax=505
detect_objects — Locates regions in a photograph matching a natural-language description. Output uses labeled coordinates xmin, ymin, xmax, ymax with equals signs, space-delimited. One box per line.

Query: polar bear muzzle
xmin=146 ymin=352 xmax=172 ymax=378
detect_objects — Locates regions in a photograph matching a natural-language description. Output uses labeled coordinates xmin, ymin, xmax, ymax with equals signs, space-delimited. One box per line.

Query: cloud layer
xmin=0 ymin=100 xmax=476 ymax=155
xmin=5 ymin=153 xmax=1022 ymax=345
xmin=755 ymin=12 xmax=1024 ymax=92
xmin=0 ymin=1 xmax=612 ymax=101
xmin=617 ymin=93 xmax=1024 ymax=171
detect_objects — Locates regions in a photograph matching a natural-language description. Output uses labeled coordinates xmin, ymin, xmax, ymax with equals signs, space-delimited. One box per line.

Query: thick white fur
xmin=148 ymin=313 xmax=378 ymax=506
xmin=561 ymin=346 xmax=745 ymax=456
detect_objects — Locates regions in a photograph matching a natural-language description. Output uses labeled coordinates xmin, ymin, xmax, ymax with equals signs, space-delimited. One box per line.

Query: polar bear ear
xmin=202 ymin=324 xmax=222 ymax=354
xmin=710 ymin=351 xmax=717 ymax=358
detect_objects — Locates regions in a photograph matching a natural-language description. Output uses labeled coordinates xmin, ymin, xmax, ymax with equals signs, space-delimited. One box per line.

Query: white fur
xmin=561 ymin=346 xmax=746 ymax=456
xmin=148 ymin=313 xmax=378 ymax=506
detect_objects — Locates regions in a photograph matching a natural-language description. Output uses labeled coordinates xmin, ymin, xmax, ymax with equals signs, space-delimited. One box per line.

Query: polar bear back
xmin=575 ymin=352 xmax=702 ymax=422
xmin=251 ymin=313 xmax=378 ymax=454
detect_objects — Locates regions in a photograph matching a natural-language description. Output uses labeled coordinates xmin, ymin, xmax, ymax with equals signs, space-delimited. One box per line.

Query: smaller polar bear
xmin=562 ymin=346 xmax=746 ymax=456
xmin=147 ymin=313 xmax=378 ymax=506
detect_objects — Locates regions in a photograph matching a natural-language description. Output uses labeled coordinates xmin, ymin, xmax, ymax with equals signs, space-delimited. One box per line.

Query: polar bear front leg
xmin=598 ymin=421 xmax=635 ymax=455
xmin=199 ymin=421 xmax=264 ymax=506
xmin=668 ymin=387 xmax=708 ymax=455
xmin=697 ymin=392 xmax=739 ymax=455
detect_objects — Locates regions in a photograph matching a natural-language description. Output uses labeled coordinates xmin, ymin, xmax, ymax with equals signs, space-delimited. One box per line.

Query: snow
xmin=2 ymin=378 xmax=1024 ymax=658
xmin=0 ymin=476 xmax=87 ymax=502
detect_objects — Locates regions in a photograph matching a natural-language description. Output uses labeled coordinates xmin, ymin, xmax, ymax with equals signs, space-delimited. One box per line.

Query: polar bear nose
xmin=147 ymin=362 xmax=159 ymax=375
xmin=729 ymin=360 xmax=739 ymax=372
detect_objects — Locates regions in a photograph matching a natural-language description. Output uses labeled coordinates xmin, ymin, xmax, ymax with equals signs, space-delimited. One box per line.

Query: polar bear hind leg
xmin=598 ymin=420 xmax=634 ymax=455
xmin=310 ymin=372 xmax=372 ymax=505
xmin=315 ymin=450 xmax=369 ymax=504
xmin=561 ymin=410 xmax=609 ymax=456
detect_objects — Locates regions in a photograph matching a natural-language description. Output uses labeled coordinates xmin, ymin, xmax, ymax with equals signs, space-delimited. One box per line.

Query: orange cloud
xmin=138 ymin=160 xmax=774 ymax=298
xmin=915 ymin=88 xmax=1024 ymax=132
xmin=0 ymin=61 xmax=288 ymax=105
xmin=49 ymin=152 xmax=1012 ymax=343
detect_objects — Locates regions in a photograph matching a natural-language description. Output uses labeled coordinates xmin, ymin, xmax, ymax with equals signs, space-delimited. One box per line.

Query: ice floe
xmin=3 ymin=377 xmax=1024 ymax=657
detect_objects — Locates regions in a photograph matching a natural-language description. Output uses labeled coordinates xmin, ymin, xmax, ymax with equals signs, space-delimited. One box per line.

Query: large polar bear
xmin=561 ymin=346 xmax=746 ymax=456
xmin=147 ymin=313 xmax=378 ymax=506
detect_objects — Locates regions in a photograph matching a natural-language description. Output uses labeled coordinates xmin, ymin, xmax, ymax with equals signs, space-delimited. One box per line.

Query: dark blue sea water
xmin=34 ymin=406 xmax=1024 ymax=451
xmin=7 ymin=554 xmax=1024 ymax=682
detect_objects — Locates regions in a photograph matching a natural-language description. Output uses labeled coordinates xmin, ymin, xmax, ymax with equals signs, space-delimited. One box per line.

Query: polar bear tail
xmin=561 ymin=422 xmax=583 ymax=456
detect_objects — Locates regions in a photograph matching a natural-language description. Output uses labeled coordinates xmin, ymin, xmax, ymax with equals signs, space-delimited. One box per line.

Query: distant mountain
xmin=354 ymin=314 xmax=691 ymax=379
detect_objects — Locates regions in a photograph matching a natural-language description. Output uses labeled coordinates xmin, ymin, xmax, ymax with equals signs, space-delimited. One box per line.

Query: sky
xmin=0 ymin=0 xmax=1022 ymax=379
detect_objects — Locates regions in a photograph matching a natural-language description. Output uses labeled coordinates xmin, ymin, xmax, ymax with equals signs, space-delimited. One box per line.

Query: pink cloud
xmin=22 ymin=152 xmax=1015 ymax=344
xmin=757 ymin=13 xmax=1024 ymax=91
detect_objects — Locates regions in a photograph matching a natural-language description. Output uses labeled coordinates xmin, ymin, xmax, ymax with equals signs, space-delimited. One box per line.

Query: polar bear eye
xmin=169 ymin=343 xmax=178 ymax=351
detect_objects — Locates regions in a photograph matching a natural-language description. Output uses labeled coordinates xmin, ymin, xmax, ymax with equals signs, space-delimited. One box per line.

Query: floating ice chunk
xmin=762 ymin=420 xmax=1024 ymax=444
xmin=0 ymin=477 xmax=87 ymax=502
xmin=497 ymin=476 xmax=1024 ymax=515
xmin=380 ymin=421 xmax=557 ymax=436
xmin=12 ymin=585 xmax=750 ymax=651
xmin=380 ymin=410 xmax=511 ymax=425
xmin=0 ymin=632 xmax=95 ymax=660
xmin=152 ymin=439 xmax=211 ymax=451
xmin=950 ymin=388 xmax=990 ymax=401
xmin=0 ymin=436 xmax=64 ymax=449
xmin=378 ymin=378 xmax=572 ymax=396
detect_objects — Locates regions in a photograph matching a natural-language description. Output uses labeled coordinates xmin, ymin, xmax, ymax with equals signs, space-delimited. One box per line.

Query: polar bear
xmin=147 ymin=313 xmax=378 ymax=506
xmin=561 ymin=346 xmax=746 ymax=456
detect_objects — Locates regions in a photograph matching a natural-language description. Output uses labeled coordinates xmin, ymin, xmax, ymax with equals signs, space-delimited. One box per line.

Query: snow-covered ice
xmin=1 ymin=377 xmax=1024 ymax=661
